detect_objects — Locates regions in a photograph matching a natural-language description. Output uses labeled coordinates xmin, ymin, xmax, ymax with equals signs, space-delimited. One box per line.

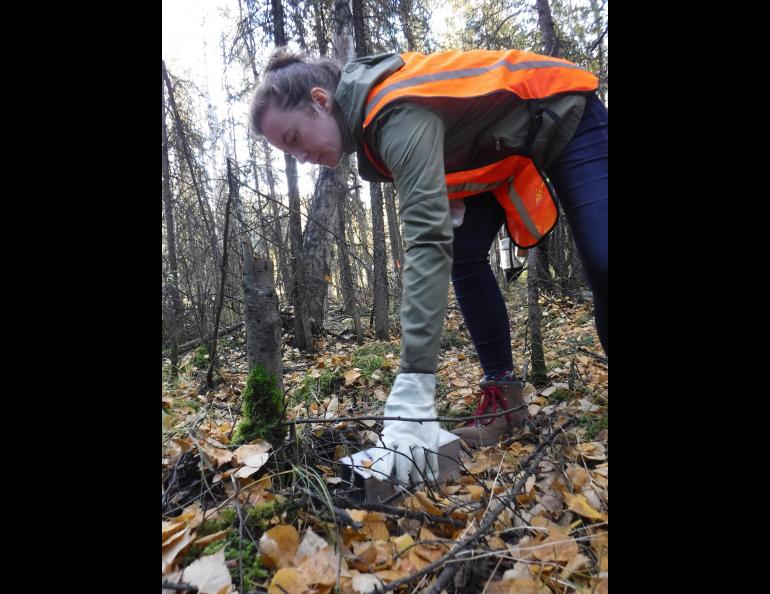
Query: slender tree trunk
xmin=260 ymin=139 xmax=292 ymax=301
xmin=536 ymin=0 xmax=557 ymax=56
xmin=527 ymin=248 xmax=548 ymax=384
xmin=350 ymin=162 xmax=373 ymax=289
xmin=312 ymin=0 xmax=329 ymax=56
xmin=370 ymin=182 xmax=389 ymax=339
xmin=302 ymin=166 xmax=342 ymax=329
xmin=162 ymin=72 xmax=184 ymax=378
xmin=270 ymin=0 xmax=314 ymax=349
xmin=162 ymin=61 xmax=222 ymax=269
xmin=336 ymin=193 xmax=363 ymax=343
xmin=589 ymin=0 xmax=607 ymax=105
xmin=299 ymin=0 xmax=355 ymax=333
xmin=397 ymin=0 xmax=417 ymax=51
xmin=286 ymin=154 xmax=314 ymax=350
xmin=206 ymin=159 xmax=236 ymax=388
xmin=351 ymin=0 xmax=368 ymax=56
xmin=383 ymin=183 xmax=403 ymax=307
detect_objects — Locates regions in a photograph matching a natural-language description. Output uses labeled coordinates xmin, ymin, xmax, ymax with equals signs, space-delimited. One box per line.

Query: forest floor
xmin=162 ymin=284 xmax=608 ymax=594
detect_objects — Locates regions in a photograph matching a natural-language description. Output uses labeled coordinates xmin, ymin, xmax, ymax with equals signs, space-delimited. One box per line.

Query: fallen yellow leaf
xmin=563 ymin=491 xmax=606 ymax=521
xmin=391 ymin=533 xmax=414 ymax=555
xmin=269 ymin=567 xmax=311 ymax=594
xmin=162 ymin=526 xmax=192 ymax=573
xmin=193 ymin=529 xmax=229 ymax=547
xmin=345 ymin=369 xmax=361 ymax=386
xmin=259 ymin=524 xmax=300 ymax=568
xmin=532 ymin=534 xmax=579 ymax=562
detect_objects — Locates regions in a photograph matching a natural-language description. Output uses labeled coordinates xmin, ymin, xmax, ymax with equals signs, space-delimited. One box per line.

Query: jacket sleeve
xmin=375 ymin=105 xmax=453 ymax=374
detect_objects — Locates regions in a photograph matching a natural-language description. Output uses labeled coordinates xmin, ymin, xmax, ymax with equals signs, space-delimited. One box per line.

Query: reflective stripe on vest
xmin=364 ymin=50 xmax=598 ymax=127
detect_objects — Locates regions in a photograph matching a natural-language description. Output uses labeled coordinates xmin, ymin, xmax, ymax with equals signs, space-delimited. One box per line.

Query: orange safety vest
xmin=361 ymin=50 xmax=599 ymax=248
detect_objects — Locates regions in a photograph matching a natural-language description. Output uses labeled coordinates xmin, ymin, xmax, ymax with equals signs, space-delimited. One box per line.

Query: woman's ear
xmin=310 ymin=87 xmax=333 ymax=113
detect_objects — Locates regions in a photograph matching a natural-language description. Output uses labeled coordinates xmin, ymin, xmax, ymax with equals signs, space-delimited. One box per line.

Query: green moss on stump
xmin=232 ymin=365 xmax=286 ymax=446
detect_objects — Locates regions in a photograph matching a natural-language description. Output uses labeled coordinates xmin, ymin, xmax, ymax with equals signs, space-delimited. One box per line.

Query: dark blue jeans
xmin=451 ymin=94 xmax=608 ymax=375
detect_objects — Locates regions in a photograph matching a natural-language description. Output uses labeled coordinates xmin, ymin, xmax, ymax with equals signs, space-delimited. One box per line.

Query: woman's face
xmin=260 ymin=87 xmax=344 ymax=169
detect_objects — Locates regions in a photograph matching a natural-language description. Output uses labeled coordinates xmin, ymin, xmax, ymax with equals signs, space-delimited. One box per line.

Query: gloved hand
xmin=368 ymin=373 xmax=440 ymax=486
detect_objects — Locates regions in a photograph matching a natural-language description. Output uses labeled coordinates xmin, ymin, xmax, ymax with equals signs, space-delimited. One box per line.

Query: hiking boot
xmin=451 ymin=379 xmax=527 ymax=447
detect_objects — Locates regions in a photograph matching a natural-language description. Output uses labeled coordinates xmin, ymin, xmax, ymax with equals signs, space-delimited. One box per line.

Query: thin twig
xmin=371 ymin=419 xmax=575 ymax=594
xmin=330 ymin=496 xmax=466 ymax=528
xmin=577 ymin=346 xmax=608 ymax=365
xmin=161 ymin=582 xmax=198 ymax=592
xmin=282 ymin=403 xmax=527 ymax=426
xmin=295 ymin=487 xmax=363 ymax=529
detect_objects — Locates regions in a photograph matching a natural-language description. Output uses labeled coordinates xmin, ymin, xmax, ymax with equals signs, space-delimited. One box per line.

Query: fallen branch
xmin=577 ymin=346 xmax=608 ymax=365
xmin=162 ymin=322 xmax=244 ymax=358
xmin=295 ymin=487 xmax=364 ymax=529
xmin=331 ymin=496 xmax=466 ymax=528
xmin=371 ymin=418 xmax=574 ymax=593
xmin=282 ymin=404 xmax=527 ymax=426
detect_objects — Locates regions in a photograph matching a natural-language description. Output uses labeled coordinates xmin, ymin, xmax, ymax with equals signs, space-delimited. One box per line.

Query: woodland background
xmin=162 ymin=1 xmax=608 ymax=593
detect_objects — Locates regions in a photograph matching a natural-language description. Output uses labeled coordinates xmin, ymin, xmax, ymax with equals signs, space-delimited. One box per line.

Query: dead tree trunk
xmin=260 ymin=139 xmax=291 ymax=301
xmin=269 ymin=0 xmax=314 ymax=349
xmin=286 ymin=155 xmax=314 ymax=350
xmin=244 ymin=255 xmax=283 ymax=389
xmin=336 ymin=192 xmax=363 ymax=343
xmin=526 ymin=247 xmax=548 ymax=384
xmin=370 ymin=182 xmax=390 ymax=339
xmin=302 ymin=166 xmax=342 ymax=330
xmin=536 ymin=0 xmax=557 ymax=56
xmin=299 ymin=0 xmax=355 ymax=334
xmin=205 ymin=159 xmax=236 ymax=388
xmin=162 ymin=70 xmax=184 ymax=378
xmin=350 ymin=162 xmax=373 ymax=289
xmin=383 ymin=183 xmax=404 ymax=308
xmin=233 ymin=158 xmax=283 ymax=387
xmin=162 ymin=61 xmax=222 ymax=269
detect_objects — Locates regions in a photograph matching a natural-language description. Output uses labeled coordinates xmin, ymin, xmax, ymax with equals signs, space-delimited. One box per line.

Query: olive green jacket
xmin=335 ymin=53 xmax=587 ymax=373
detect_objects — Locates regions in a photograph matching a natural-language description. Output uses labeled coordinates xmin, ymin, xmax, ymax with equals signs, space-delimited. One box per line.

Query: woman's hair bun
xmin=264 ymin=46 xmax=306 ymax=73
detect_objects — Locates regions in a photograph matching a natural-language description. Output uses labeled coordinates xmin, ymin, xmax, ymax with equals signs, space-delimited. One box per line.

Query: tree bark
xmin=589 ymin=0 xmax=607 ymax=105
xmin=526 ymin=247 xmax=548 ymax=384
xmin=370 ymin=182 xmax=390 ymax=339
xmin=269 ymin=0 xmax=314 ymax=349
xmin=383 ymin=183 xmax=404 ymax=307
xmin=350 ymin=162 xmax=373 ymax=289
xmin=233 ymin=154 xmax=283 ymax=386
xmin=536 ymin=0 xmax=557 ymax=56
xmin=162 ymin=61 xmax=222 ymax=269
xmin=162 ymin=69 xmax=184 ymax=378
xmin=286 ymin=154 xmax=314 ymax=350
xmin=298 ymin=0 xmax=355 ymax=335
xmin=244 ymin=254 xmax=283 ymax=389
xmin=397 ymin=0 xmax=417 ymax=51
xmin=336 ymin=191 xmax=363 ymax=343
xmin=302 ymin=165 xmax=342 ymax=330
xmin=351 ymin=0 xmax=368 ymax=56
xmin=206 ymin=159 xmax=236 ymax=388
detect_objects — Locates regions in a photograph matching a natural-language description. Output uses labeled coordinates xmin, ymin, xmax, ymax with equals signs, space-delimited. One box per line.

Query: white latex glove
xmin=368 ymin=373 xmax=440 ymax=486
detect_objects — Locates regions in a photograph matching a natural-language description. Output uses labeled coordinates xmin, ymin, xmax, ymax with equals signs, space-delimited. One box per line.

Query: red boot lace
xmin=470 ymin=385 xmax=512 ymax=426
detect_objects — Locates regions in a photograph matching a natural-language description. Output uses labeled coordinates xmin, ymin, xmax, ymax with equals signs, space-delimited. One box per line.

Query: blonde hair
xmin=249 ymin=47 xmax=341 ymax=137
